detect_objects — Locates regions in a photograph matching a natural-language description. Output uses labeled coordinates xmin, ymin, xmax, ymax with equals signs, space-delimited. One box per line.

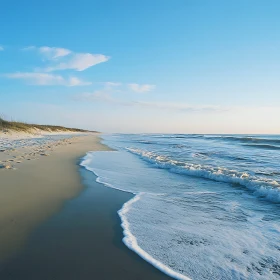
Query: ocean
xmin=81 ymin=134 xmax=280 ymax=280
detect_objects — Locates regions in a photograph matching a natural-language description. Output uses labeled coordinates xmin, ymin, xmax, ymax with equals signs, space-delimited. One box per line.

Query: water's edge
xmin=80 ymin=152 xmax=191 ymax=280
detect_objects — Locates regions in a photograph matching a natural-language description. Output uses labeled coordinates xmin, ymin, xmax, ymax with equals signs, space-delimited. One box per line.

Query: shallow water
xmin=81 ymin=134 xmax=280 ymax=280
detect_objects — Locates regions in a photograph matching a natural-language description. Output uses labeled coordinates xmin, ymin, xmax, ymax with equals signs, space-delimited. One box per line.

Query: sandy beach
xmin=0 ymin=134 xmax=109 ymax=261
xmin=0 ymin=133 xmax=171 ymax=279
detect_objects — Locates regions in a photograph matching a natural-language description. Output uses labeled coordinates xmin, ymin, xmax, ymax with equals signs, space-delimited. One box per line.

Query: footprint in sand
xmin=2 ymin=164 xmax=13 ymax=169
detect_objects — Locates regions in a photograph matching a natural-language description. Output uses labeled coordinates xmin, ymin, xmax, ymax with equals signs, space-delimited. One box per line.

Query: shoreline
xmin=0 ymin=133 xmax=173 ymax=279
xmin=81 ymin=153 xmax=189 ymax=280
xmin=0 ymin=133 xmax=109 ymax=261
xmin=0 ymin=157 xmax=172 ymax=279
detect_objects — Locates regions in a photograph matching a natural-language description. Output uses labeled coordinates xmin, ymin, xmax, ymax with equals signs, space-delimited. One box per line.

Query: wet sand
xmin=0 ymin=133 xmax=172 ymax=279
xmin=0 ymin=167 xmax=172 ymax=279
xmin=0 ymin=134 xmax=109 ymax=260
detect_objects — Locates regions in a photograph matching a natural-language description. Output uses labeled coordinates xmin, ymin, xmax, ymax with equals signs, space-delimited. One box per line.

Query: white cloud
xmin=128 ymin=83 xmax=156 ymax=93
xmin=67 ymin=76 xmax=91 ymax=86
xmin=22 ymin=46 xmax=110 ymax=72
xmin=5 ymin=72 xmax=91 ymax=86
xmin=22 ymin=46 xmax=71 ymax=59
xmin=39 ymin=46 xmax=72 ymax=59
xmin=45 ymin=53 xmax=110 ymax=72
xmin=0 ymin=46 xmax=4 ymax=51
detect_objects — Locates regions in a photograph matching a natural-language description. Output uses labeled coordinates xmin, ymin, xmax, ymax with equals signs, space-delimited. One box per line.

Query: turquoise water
xmin=81 ymin=134 xmax=280 ymax=280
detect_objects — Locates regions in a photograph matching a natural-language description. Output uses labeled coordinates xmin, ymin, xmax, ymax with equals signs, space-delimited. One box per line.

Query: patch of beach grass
xmin=0 ymin=117 xmax=95 ymax=133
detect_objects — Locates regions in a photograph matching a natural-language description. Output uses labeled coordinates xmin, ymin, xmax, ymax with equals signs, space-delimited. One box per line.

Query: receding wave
xmin=80 ymin=153 xmax=191 ymax=280
xmin=119 ymin=194 xmax=191 ymax=280
xmin=127 ymin=148 xmax=280 ymax=203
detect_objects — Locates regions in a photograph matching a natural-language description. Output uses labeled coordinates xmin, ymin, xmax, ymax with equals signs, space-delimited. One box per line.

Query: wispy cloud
xmin=128 ymin=83 xmax=155 ymax=93
xmin=76 ymin=91 xmax=220 ymax=112
xmin=7 ymin=45 xmax=110 ymax=86
xmin=0 ymin=46 xmax=4 ymax=51
xmin=23 ymin=45 xmax=110 ymax=72
xmin=39 ymin=46 xmax=72 ymax=60
xmin=23 ymin=46 xmax=71 ymax=59
xmin=5 ymin=72 xmax=91 ymax=86
xmin=45 ymin=53 xmax=109 ymax=72
xmin=67 ymin=76 xmax=91 ymax=86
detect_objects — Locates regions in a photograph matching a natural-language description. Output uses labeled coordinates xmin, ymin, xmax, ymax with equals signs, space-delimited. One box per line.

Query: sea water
xmin=81 ymin=134 xmax=280 ymax=280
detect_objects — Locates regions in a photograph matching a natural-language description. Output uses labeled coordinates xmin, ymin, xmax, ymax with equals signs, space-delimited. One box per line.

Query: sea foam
xmin=80 ymin=152 xmax=191 ymax=280
xmin=80 ymin=134 xmax=280 ymax=280
xmin=82 ymin=140 xmax=280 ymax=280
xmin=127 ymin=148 xmax=280 ymax=203
xmin=118 ymin=193 xmax=191 ymax=280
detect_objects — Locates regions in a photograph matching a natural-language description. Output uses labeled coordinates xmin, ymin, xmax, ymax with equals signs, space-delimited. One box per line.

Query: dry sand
xmin=0 ymin=134 xmax=109 ymax=261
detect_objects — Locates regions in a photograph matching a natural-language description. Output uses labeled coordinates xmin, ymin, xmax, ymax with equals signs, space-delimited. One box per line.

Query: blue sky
xmin=1 ymin=0 xmax=280 ymax=133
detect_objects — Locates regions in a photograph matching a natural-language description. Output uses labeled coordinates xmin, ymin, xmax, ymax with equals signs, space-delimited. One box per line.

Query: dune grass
xmin=0 ymin=117 xmax=95 ymax=133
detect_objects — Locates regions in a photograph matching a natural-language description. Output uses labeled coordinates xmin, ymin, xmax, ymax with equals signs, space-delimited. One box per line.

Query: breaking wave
xmin=127 ymin=148 xmax=280 ymax=203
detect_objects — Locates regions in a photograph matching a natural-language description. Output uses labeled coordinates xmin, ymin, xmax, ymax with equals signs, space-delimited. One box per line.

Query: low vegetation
xmin=0 ymin=117 xmax=95 ymax=133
